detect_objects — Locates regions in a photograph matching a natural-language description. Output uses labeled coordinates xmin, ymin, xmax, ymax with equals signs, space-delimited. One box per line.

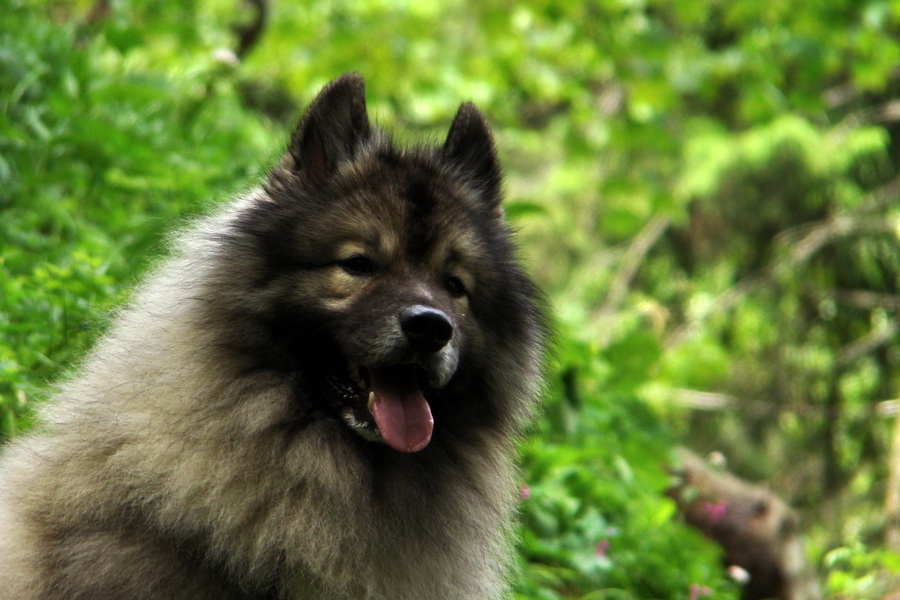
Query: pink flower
xmin=688 ymin=583 xmax=712 ymax=599
xmin=595 ymin=539 xmax=610 ymax=558
xmin=700 ymin=500 xmax=727 ymax=524
xmin=519 ymin=484 xmax=530 ymax=500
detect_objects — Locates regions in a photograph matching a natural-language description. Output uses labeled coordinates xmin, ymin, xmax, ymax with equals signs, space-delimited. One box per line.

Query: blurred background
xmin=2 ymin=1 xmax=900 ymax=598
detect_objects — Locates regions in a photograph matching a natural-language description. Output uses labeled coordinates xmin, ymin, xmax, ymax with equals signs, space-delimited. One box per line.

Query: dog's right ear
xmin=281 ymin=73 xmax=372 ymax=188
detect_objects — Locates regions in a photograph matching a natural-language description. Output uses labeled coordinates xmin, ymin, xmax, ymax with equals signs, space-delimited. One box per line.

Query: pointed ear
xmin=442 ymin=103 xmax=502 ymax=207
xmin=284 ymin=73 xmax=372 ymax=188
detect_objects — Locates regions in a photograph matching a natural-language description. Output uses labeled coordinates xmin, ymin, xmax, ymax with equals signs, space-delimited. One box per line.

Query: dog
xmin=0 ymin=73 xmax=546 ymax=599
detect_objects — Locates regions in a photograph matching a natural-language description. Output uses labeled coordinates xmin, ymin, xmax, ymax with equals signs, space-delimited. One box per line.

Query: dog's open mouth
xmin=329 ymin=364 xmax=434 ymax=453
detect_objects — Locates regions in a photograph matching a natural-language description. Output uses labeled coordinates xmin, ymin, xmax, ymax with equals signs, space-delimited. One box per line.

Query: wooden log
xmin=669 ymin=448 xmax=820 ymax=600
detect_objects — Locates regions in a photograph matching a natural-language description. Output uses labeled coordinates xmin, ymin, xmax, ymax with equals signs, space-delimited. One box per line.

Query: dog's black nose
xmin=401 ymin=306 xmax=453 ymax=353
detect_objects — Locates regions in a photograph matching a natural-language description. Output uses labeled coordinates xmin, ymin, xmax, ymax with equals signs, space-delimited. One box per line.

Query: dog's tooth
xmin=367 ymin=391 xmax=375 ymax=412
xmin=348 ymin=363 xmax=364 ymax=389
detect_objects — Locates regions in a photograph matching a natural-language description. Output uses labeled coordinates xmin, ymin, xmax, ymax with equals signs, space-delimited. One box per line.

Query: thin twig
xmin=594 ymin=215 xmax=670 ymax=345
xmin=234 ymin=0 xmax=269 ymax=59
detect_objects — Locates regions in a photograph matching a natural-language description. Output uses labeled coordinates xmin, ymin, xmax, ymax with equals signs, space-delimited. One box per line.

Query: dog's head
xmin=209 ymin=74 xmax=539 ymax=453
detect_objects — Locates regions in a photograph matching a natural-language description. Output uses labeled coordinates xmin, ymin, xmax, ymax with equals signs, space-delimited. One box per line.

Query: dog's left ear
xmin=283 ymin=73 xmax=372 ymax=189
xmin=443 ymin=103 xmax=502 ymax=208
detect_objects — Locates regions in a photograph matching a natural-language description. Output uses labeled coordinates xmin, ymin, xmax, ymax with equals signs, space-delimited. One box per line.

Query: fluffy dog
xmin=0 ymin=73 xmax=546 ymax=600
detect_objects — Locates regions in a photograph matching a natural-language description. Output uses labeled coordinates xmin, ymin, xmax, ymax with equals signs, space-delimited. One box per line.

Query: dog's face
xmin=220 ymin=74 xmax=518 ymax=453
xmin=266 ymin=167 xmax=486 ymax=453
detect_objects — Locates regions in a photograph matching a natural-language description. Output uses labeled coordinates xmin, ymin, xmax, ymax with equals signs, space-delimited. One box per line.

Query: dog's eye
xmin=445 ymin=276 xmax=466 ymax=298
xmin=341 ymin=255 xmax=377 ymax=276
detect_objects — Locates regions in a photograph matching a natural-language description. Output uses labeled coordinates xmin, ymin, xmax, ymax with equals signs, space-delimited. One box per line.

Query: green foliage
xmin=5 ymin=0 xmax=900 ymax=597
xmin=0 ymin=0 xmax=276 ymax=436
xmin=824 ymin=543 xmax=900 ymax=599
xmin=514 ymin=317 xmax=737 ymax=598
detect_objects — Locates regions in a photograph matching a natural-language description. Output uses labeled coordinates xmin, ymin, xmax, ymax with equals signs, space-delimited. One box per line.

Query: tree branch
xmin=665 ymin=212 xmax=898 ymax=350
xmin=835 ymin=318 xmax=899 ymax=370
xmin=834 ymin=289 xmax=900 ymax=312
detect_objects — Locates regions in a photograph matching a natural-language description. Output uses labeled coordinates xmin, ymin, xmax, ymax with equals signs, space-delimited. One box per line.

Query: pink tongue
xmin=368 ymin=366 xmax=433 ymax=453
